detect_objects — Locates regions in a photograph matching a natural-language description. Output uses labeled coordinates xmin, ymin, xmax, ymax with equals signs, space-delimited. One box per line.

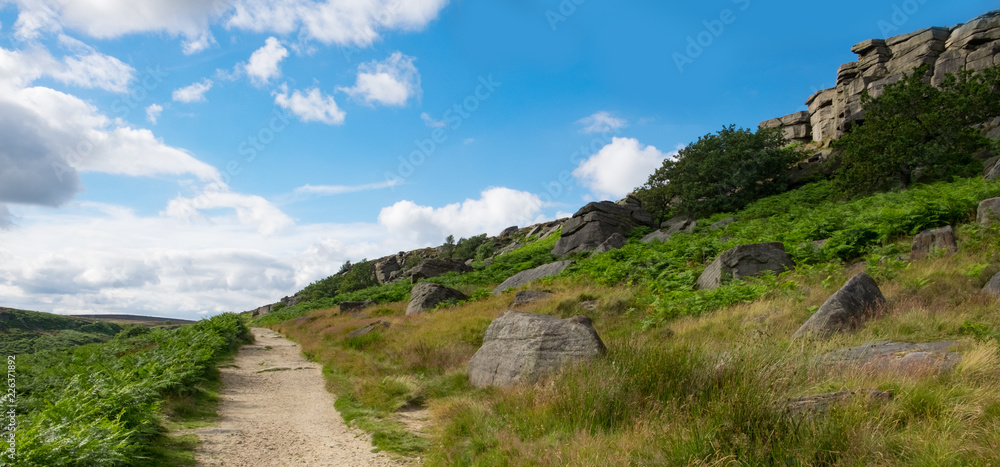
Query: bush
xmin=635 ymin=125 xmax=801 ymax=220
xmin=834 ymin=65 xmax=1000 ymax=196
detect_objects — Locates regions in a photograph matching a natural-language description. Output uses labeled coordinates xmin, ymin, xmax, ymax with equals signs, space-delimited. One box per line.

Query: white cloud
xmin=573 ymin=137 xmax=670 ymax=200
xmin=165 ymin=186 xmax=294 ymax=236
xmin=273 ymin=84 xmax=345 ymax=125
xmin=0 ymin=40 xmax=133 ymax=93
xmin=146 ymin=103 xmax=163 ymax=124
xmin=420 ymin=112 xmax=445 ymax=128
xmin=172 ymin=78 xmax=213 ymax=103
xmin=244 ymin=36 xmax=288 ymax=86
xmin=294 ymin=179 xmax=402 ymax=196
xmin=378 ymin=187 xmax=546 ymax=246
xmin=577 ymin=111 xmax=627 ymax=134
xmin=339 ymin=52 xmax=420 ymax=107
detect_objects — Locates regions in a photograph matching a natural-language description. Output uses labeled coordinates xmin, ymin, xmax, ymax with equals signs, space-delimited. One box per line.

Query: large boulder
xmin=493 ymin=260 xmax=574 ymax=294
xmin=466 ymin=311 xmax=607 ymax=387
xmin=406 ymin=283 xmax=468 ymax=316
xmin=978 ymin=197 xmax=1000 ymax=226
xmin=817 ymin=341 xmax=960 ymax=375
xmin=792 ymin=273 xmax=886 ymax=339
xmin=409 ymin=259 xmax=473 ymax=283
xmin=695 ymin=243 xmax=794 ymax=290
xmin=910 ymin=225 xmax=958 ymax=260
xmin=552 ymin=200 xmax=654 ymax=256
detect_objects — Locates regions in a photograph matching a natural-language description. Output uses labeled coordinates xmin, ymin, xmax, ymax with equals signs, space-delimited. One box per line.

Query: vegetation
xmin=263 ymin=172 xmax=1000 ymax=464
xmin=834 ymin=65 xmax=1000 ymax=195
xmin=0 ymin=308 xmax=124 ymax=354
xmin=635 ymin=125 xmax=801 ymax=220
xmin=4 ymin=314 xmax=251 ymax=466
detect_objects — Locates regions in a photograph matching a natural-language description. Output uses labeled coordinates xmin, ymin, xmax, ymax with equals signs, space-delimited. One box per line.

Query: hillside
xmin=0 ymin=308 xmax=124 ymax=354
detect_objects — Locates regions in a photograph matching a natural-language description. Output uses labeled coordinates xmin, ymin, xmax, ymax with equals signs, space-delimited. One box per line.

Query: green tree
xmin=833 ymin=65 xmax=1000 ymax=196
xmin=440 ymin=235 xmax=456 ymax=259
xmin=635 ymin=125 xmax=800 ymax=219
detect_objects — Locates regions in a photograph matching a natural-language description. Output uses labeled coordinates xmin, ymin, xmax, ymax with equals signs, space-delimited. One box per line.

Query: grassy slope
xmin=0 ymin=308 xmax=124 ymax=354
xmin=268 ymin=178 xmax=1000 ymax=465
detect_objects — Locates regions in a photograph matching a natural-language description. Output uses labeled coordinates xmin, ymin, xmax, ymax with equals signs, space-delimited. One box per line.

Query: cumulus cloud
xmin=146 ymin=103 xmax=163 ymax=124
xmin=172 ymin=78 xmax=213 ymax=103
xmin=165 ymin=186 xmax=295 ymax=236
xmin=245 ymin=37 xmax=288 ymax=86
xmin=378 ymin=187 xmax=545 ymax=246
xmin=577 ymin=111 xmax=627 ymax=134
xmin=273 ymin=84 xmax=345 ymax=125
xmin=0 ymin=40 xmax=134 ymax=93
xmin=573 ymin=137 xmax=670 ymax=200
xmin=339 ymin=52 xmax=420 ymax=107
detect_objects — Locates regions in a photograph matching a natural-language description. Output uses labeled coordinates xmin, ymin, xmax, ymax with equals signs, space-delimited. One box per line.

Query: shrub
xmin=834 ymin=65 xmax=1000 ymax=196
xmin=635 ymin=125 xmax=801 ymax=220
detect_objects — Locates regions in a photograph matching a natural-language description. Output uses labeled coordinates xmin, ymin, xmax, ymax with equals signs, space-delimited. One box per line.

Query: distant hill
xmin=0 ymin=308 xmax=193 ymax=354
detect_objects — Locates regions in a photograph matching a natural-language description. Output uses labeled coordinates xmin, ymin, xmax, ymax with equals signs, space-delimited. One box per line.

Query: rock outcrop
xmin=593 ymin=232 xmax=627 ymax=254
xmin=910 ymin=225 xmax=958 ymax=260
xmin=642 ymin=216 xmax=697 ymax=244
xmin=493 ymin=260 xmax=575 ymax=294
xmin=552 ymin=197 xmax=655 ymax=256
xmin=405 ymin=283 xmax=468 ymax=316
xmin=792 ymin=273 xmax=886 ymax=339
xmin=818 ymin=341 xmax=961 ymax=375
xmin=510 ymin=290 xmax=554 ymax=308
xmin=978 ymin=197 xmax=1000 ymax=226
xmin=409 ymin=259 xmax=473 ymax=283
xmin=695 ymin=243 xmax=794 ymax=290
xmin=466 ymin=311 xmax=607 ymax=387
xmin=763 ymin=11 xmax=1000 ymax=144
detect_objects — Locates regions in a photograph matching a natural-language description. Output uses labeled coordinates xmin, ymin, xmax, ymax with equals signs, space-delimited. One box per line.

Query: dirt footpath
xmin=194 ymin=327 xmax=405 ymax=466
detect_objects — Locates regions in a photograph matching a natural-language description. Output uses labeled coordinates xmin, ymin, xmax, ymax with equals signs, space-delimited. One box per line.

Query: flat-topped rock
xmin=510 ymin=290 xmax=554 ymax=308
xmin=910 ymin=225 xmax=957 ymax=260
xmin=818 ymin=341 xmax=961 ymax=375
xmin=696 ymin=243 xmax=794 ymax=290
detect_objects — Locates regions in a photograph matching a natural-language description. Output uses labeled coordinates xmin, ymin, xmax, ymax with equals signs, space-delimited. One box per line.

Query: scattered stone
xmin=406 ymin=283 xmax=468 ymax=316
xmin=785 ymin=389 xmax=893 ymax=415
xmin=593 ymin=232 xmax=627 ymax=253
xmin=910 ymin=225 xmax=958 ymax=260
xmin=978 ymin=197 xmax=1000 ymax=226
xmin=495 ymin=242 xmax=524 ymax=257
xmin=510 ymin=290 xmax=554 ymax=308
xmin=642 ymin=230 xmax=671 ymax=244
xmin=709 ymin=217 xmax=737 ymax=231
xmin=493 ymin=260 xmax=575 ymax=294
xmin=346 ymin=321 xmax=390 ymax=338
xmin=409 ymin=259 xmax=473 ymax=283
xmin=340 ymin=300 xmax=376 ymax=313
xmin=984 ymin=158 xmax=1000 ymax=181
xmin=984 ymin=271 xmax=1000 ymax=297
xmin=792 ymin=273 xmax=886 ymax=340
xmin=466 ymin=311 xmax=607 ymax=387
xmin=695 ymin=243 xmax=795 ymax=290
xmin=580 ymin=300 xmax=598 ymax=311
xmin=552 ymin=200 xmax=654 ymax=256
xmin=660 ymin=216 xmax=696 ymax=235
xmin=818 ymin=341 xmax=961 ymax=375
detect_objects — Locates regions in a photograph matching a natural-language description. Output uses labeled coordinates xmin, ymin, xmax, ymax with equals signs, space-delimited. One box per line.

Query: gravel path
xmin=194 ymin=327 xmax=406 ymax=466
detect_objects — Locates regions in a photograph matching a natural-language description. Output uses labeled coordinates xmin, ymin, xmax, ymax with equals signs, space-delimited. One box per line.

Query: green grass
xmin=261 ymin=175 xmax=1000 ymax=465
xmin=0 ymin=308 xmax=124 ymax=354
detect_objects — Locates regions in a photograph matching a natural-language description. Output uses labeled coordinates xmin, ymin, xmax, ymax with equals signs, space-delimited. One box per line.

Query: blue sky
xmin=0 ymin=0 xmax=994 ymax=319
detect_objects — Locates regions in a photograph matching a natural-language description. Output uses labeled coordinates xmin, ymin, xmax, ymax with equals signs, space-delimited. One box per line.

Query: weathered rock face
xmin=552 ymin=199 xmax=654 ymax=256
xmin=984 ymin=271 xmax=1000 ymax=297
xmin=493 ymin=260 xmax=575 ymax=295
xmin=762 ymin=11 xmax=1000 ymax=144
xmin=978 ymin=197 xmax=1000 ymax=226
xmin=250 ymin=304 xmax=274 ymax=317
xmin=466 ymin=311 xmax=607 ymax=387
xmin=818 ymin=341 xmax=961 ymax=375
xmin=510 ymin=290 xmax=554 ymax=308
xmin=340 ymin=300 xmax=375 ymax=313
xmin=406 ymin=283 xmax=468 ymax=316
xmin=409 ymin=259 xmax=473 ymax=283
xmin=792 ymin=273 xmax=886 ymax=340
xmin=695 ymin=243 xmax=795 ymax=290
xmin=347 ymin=320 xmax=390 ymax=338
xmin=910 ymin=225 xmax=958 ymax=260
xmin=593 ymin=232 xmax=627 ymax=254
